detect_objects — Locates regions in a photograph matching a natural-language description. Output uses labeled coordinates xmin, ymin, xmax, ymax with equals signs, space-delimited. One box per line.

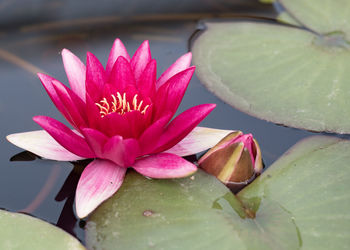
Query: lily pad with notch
xmin=238 ymin=135 xmax=350 ymax=249
xmin=192 ymin=0 xmax=350 ymax=133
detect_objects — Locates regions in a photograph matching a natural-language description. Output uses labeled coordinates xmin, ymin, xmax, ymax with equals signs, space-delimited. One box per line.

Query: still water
xmin=0 ymin=0 xmax=320 ymax=243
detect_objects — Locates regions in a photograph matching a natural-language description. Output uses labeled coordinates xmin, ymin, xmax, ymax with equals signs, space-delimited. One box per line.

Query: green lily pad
xmin=238 ymin=135 xmax=350 ymax=249
xmin=280 ymin=0 xmax=350 ymax=35
xmin=86 ymin=169 xmax=299 ymax=250
xmin=276 ymin=11 xmax=302 ymax=26
xmin=86 ymin=136 xmax=350 ymax=249
xmin=192 ymin=1 xmax=350 ymax=133
xmin=0 ymin=210 xmax=85 ymax=250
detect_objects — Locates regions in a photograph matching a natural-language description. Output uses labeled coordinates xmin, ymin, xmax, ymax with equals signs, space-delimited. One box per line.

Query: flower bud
xmin=198 ymin=131 xmax=263 ymax=193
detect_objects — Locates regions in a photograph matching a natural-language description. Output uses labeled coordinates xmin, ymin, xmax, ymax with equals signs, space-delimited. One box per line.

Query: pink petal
xmin=85 ymin=93 xmax=104 ymax=131
xmin=109 ymin=56 xmax=135 ymax=92
xmin=156 ymin=52 xmax=192 ymax=89
xmin=123 ymin=84 xmax=139 ymax=99
xmin=101 ymin=135 xmax=123 ymax=165
xmin=133 ymin=153 xmax=197 ymax=178
xmin=165 ymin=127 xmax=233 ymax=156
xmin=123 ymin=110 xmax=147 ymax=138
xmin=51 ymin=80 xmax=87 ymax=130
xmin=141 ymin=103 xmax=154 ymax=127
xmin=86 ymin=52 xmax=106 ymax=101
xmin=103 ymin=137 xmax=140 ymax=167
xmin=138 ymin=113 xmax=172 ymax=155
xmin=102 ymin=112 xmax=132 ymax=138
xmin=130 ymin=40 xmax=151 ymax=83
xmin=7 ymin=130 xmax=84 ymax=161
xmin=33 ymin=116 xmax=95 ymax=158
xmin=37 ymin=73 xmax=76 ymax=127
xmin=102 ymin=82 xmax=118 ymax=98
xmin=154 ymin=67 xmax=195 ymax=119
xmin=106 ymin=38 xmax=130 ymax=77
xmin=153 ymin=103 xmax=216 ymax=153
xmin=120 ymin=139 xmax=141 ymax=166
xmin=137 ymin=59 xmax=157 ymax=98
xmin=75 ymin=159 xmax=126 ymax=218
xmin=62 ymin=49 xmax=86 ymax=102
xmin=80 ymin=128 xmax=108 ymax=157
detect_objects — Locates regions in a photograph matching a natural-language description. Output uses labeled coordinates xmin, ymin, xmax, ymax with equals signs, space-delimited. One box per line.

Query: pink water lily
xmin=7 ymin=39 xmax=231 ymax=218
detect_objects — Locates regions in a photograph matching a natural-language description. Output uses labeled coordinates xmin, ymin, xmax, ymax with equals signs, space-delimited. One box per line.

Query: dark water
xmin=0 ymin=0 xmax=320 ymax=243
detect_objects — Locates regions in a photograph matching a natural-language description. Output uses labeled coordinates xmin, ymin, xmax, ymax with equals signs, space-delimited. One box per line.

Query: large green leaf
xmin=276 ymin=11 xmax=302 ymax=26
xmin=279 ymin=0 xmax=350 ymax=36
xmin=238 ymin=135 xmax=350 ymax=249
xmin=192 ymin=20 xmax=350 ymax=133
xmin=86 ymin=169 xmax=300 ymax=250
xmin=0 ymin=210 xmax=85 ymax=250
xmin=85 ymin=136 xmax=350 ymax=249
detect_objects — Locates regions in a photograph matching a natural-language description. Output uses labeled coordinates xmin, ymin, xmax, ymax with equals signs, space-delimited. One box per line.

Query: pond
xmin=0 ymin=0 xmax=348 ymax=248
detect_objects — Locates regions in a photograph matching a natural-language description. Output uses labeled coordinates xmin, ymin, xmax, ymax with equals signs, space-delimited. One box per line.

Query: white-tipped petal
xmin=62 ymin=49 xmax=86 ymax=102
xmin=75 ymin=159 xmax=126 ymax=218
xmin=7 ymin=130 xmax=84 ymax=161
xmin=133 ymin=153 xmax=197 ymax=179
xmin=165 ymin=127 xmax=233 ymax=156
xmin=156 ymin=52 xmax=192 ymax=89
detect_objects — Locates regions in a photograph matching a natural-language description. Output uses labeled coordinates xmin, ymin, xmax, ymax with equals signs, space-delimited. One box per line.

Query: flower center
xmin=95 ymin=92 xmax=149 ymax=117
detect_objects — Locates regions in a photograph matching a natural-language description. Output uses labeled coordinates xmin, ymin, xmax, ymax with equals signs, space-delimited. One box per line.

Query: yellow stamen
xmin=122 ymin=93 xmax=126 ymax=110
xmin=111 ymin=95 xmax=117 ymax=112
xmin=133 ymin=94 xmax=138 ymax=110
xmin=137 ymin=100 xmax=143 ymax=111
xmin=95 ymin=92 xmax=150 ymax=117
xmin=141 ymin=105 xmax=150 ymax=114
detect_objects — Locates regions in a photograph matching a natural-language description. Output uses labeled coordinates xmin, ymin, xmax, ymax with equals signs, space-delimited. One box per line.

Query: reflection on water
xmin=8 ymin=155 xmax=89 ymax=240
xmin=54 ymin=161 xmax=89 ymax=238
xmin=0 ymin=0 xmax=317 ymax=243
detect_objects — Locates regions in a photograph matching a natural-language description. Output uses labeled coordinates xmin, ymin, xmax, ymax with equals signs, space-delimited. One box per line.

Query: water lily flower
xmin=7 ymin=39 xmax=232 ymax=218
xmin=198 ymin=131 xmax=263 ymax=193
